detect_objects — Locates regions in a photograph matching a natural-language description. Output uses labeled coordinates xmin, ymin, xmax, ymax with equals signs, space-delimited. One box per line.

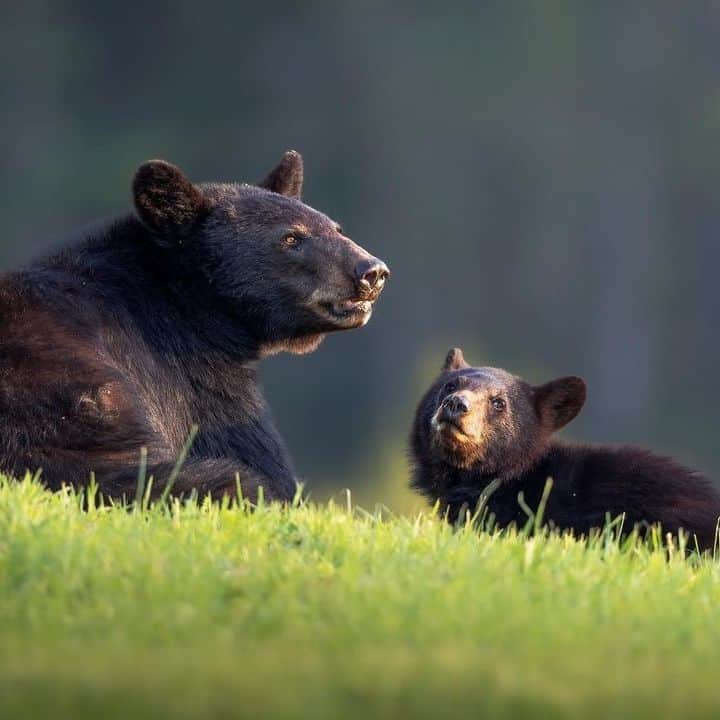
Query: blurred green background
xmin=3 ymin=2 xmax=720 ymax=511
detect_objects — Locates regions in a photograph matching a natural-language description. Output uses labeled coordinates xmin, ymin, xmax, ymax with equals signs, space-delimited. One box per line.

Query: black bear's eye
xmin=283 ymin=233 xmax=303 ymax=249
xmin=491 ymin=398 xmax=506 ymax=412
xmin=443 ymin=380 xmax=458 ymax=394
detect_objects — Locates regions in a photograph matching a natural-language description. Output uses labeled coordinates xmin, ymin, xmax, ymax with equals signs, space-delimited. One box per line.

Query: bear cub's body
xmin=411 ymin=348 xmax=720 ymax=550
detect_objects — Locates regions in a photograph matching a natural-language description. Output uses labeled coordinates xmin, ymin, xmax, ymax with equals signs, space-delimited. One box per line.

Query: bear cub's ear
xmin=258 ymin=150 xmax=304 ymax=199
xmin=534 ymin=376 xmax=587 ymax=432
xmin=133 ymin=160 xmax=208 ymax=245
xmin=443 ymin=347 xmax=470 ymax=372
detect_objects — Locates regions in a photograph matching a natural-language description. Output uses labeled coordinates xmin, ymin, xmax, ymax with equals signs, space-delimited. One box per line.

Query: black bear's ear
xmin=443 ymin=347 xmax=470 ymax=372
xmin=258 ymin=150 xmax=304 ymax=198
xmin=534 ymin=376 xmax=586 ymax=432
xmin=133 ymin=160 xmax=208 ymax=245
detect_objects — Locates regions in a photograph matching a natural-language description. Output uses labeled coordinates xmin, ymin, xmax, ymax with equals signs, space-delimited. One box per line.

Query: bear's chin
xmin=431 ymin=434 xmax=484 ymax=470
xmin=261 ymin=334 xmax=326 ymax=357
xmin=437 ymin=448 xmax=482 ymax=470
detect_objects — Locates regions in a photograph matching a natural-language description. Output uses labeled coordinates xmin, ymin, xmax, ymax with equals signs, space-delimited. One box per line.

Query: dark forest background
xmin=3 ymin=2 xmax=720 ymax=510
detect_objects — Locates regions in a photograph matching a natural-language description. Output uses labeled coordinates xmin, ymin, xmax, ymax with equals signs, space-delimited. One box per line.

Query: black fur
xmin=411 ymin=349 xmax=720 ymax=550
xmin=0 ymin=152 xmax=389 ymax=502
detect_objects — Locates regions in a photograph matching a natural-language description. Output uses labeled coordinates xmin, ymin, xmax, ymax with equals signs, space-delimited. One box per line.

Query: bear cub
xmin=410 ymin=348 xmax=720 ymax=550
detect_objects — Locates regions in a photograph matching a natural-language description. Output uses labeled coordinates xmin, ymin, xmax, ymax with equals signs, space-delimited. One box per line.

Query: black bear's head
xmin=132 ymin=151 xmax=389 ymax=355
xmin=412 ymin=348 xmax=586 ymax=479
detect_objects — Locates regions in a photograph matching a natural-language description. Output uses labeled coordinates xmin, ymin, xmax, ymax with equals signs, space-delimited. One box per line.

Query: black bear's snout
xmin=441 ymin=394 xmax=470 ymax=420
xmin=354 ymin=258 xmax=390 ymax=297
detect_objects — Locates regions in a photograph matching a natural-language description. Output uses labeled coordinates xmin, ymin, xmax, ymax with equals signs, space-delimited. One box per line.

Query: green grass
xmin=2 ymin=477 xmax=720 ymax=719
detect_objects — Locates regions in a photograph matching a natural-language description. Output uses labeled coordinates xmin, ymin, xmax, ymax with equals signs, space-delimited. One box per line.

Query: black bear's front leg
xmin=99 ymin=457 xmax=288 ymax=503
xmin=0 ymin=365 xmax=297 ymax=502
xmin=192 ymin=420 xmax=298 ymax=502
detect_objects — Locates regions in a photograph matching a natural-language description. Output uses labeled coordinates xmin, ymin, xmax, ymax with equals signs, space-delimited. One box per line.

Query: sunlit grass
xmin=1 ymin=476 xmax=720 ymax=719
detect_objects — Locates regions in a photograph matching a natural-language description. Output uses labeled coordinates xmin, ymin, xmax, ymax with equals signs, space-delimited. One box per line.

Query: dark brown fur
xmin=410 ymin=348 xmax=720 ymax=550
xmin=0 ymin=152 xmax=389 ymax=502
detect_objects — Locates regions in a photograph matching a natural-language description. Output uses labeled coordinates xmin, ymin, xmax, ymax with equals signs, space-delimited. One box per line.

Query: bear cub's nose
xmin=355 ymin=259 xmax=390 ymax=295
xmin=442 ymin=394 xmax=470 ymax=419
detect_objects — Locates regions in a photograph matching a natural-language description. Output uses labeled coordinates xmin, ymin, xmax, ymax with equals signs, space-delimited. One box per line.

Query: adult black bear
xmin=410 ymin=348 xmax=720 ymax=551
xmin=0 ymin=151 xmax=389 ymax=501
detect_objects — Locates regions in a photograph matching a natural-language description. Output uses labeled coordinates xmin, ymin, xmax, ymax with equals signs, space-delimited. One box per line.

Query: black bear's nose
xmin=356 ymin=259 xmax=390 ymax=294
xmin=443 ymin=394 xmax=470 ymax=418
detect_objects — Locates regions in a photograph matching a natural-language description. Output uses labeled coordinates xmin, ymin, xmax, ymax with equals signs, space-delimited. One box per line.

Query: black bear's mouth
xmin=437 ymin=419 xmax=469 ymax=439
xmin=432 ymin=412 xmax=473 ymax=446
xmin=318 ymin=299 xmax=373 ymax=327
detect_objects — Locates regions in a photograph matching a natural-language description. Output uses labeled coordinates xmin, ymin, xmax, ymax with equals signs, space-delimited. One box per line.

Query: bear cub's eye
xmin=491 ymin=397 xmax=506 ymax=412
xmin=282 ymin=233 xmax=304 ymax=249
xmin=443 ymin=380 xmax=458 ymax=394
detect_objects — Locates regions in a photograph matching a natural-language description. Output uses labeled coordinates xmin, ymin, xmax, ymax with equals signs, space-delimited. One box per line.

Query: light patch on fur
xmin=307 ymin=288 xmax=324 ymax=305
xmin=430 ymin=409 xmax=469 ymax=443
xmin=261 ymin=334 xmax=325 ymax=357
xmin=444 ymin=426 xmax=471 ymax=443
xmin=430 ymin=412 xmax=440 ymax=433
xmin=357 ymin=310 xmax=371 ymax=327
xmin=429 ymin=399 xmax=494 ymax=469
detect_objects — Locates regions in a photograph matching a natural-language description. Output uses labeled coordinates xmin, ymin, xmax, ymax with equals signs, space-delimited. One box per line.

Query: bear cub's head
xmin=132 ymin=151 xmax=389 ymax=355
xmin=412 ymin=348 xmax=586 ymax=480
